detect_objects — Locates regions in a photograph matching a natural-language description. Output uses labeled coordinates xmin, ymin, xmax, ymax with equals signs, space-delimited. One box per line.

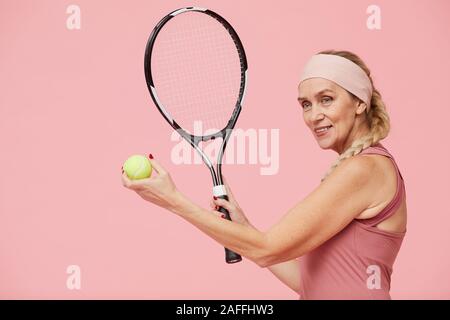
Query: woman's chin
xmin=316 ymin=137 xmax=334 ymax=150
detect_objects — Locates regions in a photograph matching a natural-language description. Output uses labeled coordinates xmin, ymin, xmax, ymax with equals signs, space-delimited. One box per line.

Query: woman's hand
xmin=121 ymin=156 xmax=183 ymax=212
xmin=210 ymin=179 xmax=255 ymax=229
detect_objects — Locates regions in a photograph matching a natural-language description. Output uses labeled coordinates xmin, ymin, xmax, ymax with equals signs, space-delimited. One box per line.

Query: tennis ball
xmin=123 ymin=155 xmax=152 ymax=180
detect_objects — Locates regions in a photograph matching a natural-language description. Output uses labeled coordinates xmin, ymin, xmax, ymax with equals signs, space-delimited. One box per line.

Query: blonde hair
xmin=317 ymin=50 xmax=391 ymax=183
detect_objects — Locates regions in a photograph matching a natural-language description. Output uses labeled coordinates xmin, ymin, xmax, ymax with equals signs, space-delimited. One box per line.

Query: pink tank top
xmin=298 ymin=142 xmax=406 ymax=300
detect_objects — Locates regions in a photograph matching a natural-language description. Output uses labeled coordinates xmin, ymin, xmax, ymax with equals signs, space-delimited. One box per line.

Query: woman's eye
xmin=301 ymin=97 xmax=332 ymax=109
xmin=322 ymin=96 xmax=332 ymax=104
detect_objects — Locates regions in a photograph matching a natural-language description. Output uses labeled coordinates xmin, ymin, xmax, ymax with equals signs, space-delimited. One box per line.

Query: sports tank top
xmin=298 ymin=142 xmax=407 ymax=300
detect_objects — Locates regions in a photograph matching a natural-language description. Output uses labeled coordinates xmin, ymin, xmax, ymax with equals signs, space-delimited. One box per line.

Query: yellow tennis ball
xmin=123 ymin=155 xmax=152 ymax=180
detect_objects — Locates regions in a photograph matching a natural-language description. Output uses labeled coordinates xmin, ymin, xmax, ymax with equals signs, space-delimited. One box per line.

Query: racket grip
xmin=217 ymin=199 xmax=242 ymax=264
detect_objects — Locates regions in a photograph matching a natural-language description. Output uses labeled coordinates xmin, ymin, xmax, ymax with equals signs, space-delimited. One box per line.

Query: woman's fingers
xmin=121 ymin=171 xmax=133 ymax=188
xmin=210 ymin=199 xmax=225 ymax=212
xmin=147 ymin=156 xmax=167 ymax=175
xmin=221 ymin=176 xmax=239 ymax=206
xmin=122 ymin=171 xmax=141 ymax=190
xmin=224 ymin=184 xmax=238 ymax=206
xmin=121 ymin=171 xmax=151 ymax=191
xmin=208 ymin=199 xmax=227 ymax=219
xmin=122 ymin=154 xmax=168 ymax=190
xmin=210 ymin=208 xmax=227 ymax=219
xmin=213 ymin=197 xmax=235 ymax=213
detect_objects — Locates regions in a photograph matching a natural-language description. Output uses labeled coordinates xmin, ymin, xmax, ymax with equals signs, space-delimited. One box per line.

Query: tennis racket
xmin=144 ymin=7 xmax=248 ymax=263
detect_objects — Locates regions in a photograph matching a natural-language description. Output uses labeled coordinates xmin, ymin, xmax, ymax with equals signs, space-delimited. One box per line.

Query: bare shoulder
xmin=331 ymin=153 xmax=378 ymax=183
xmin=355 ymin=152 xmax=399 ymax=217
xmin=318 ymin=155 xmax=379 ymax=212
xmin=330 ymin=154 xmax=388 ymax=213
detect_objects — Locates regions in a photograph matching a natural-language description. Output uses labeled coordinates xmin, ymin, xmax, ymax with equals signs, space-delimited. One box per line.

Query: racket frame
xmin=144 ymin=7 xmax=248 ymax=263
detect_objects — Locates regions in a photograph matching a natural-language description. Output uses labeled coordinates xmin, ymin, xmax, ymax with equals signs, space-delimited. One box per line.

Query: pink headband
xmin=299 ymin=54 xmax=373 ymax=111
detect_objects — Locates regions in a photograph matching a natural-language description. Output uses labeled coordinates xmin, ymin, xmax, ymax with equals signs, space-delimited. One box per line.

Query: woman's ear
xmin=355 ymin=100 xmax=368 ymax=115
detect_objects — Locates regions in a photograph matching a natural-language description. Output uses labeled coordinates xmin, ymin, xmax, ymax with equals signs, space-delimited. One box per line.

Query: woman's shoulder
xmin=354 ymin=145 xmax=403 ymax=220
xmin=356 ymin=145 xmax=397 ymax=190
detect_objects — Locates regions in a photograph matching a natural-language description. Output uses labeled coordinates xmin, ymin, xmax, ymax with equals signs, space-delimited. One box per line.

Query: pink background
xmin=1 ymin=0 xmax=449 ymax=299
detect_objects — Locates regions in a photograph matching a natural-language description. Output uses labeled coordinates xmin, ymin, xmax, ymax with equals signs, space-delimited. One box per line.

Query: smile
xmin=315 ymin=125 xmax=332 ymax=137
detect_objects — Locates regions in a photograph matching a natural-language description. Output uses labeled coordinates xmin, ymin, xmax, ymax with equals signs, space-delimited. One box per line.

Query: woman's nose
xmin=311 ymin=105 xmax=325 ymax=120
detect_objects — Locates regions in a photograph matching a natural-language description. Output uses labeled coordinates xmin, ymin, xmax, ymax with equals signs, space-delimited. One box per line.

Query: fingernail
xmin=213 ymin=196 xmax=217 ymax=200
xmin=148 ymin=154 xmax=154 ymax=159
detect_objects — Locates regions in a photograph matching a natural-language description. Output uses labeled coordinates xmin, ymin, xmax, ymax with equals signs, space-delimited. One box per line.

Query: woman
xmin=121 ymin=50 xmax=407 ymax=300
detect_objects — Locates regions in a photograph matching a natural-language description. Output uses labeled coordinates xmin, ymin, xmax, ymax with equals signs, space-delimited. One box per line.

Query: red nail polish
xmin=149 ymin=154 xmax=154 ymax=159
xmin=213 ymin=196 xmax=217 ymax=200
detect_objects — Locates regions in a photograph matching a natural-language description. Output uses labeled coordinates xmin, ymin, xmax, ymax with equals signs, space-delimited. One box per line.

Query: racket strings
xmin=150 ymin=12 xmax=243 ymax=135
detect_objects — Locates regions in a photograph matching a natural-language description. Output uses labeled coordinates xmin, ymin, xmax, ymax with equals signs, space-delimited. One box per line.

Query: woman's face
xmin=298 ymin=78 xmax=369 ymax=154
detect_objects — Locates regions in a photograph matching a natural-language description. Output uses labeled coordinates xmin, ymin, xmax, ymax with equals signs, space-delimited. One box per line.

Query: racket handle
xmin=217 ymin=197 xmax=242 ymax=264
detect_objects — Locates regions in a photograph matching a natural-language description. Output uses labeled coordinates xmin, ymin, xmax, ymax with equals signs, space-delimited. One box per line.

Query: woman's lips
xmin=315 ymin=125 xmax=332 ymax=137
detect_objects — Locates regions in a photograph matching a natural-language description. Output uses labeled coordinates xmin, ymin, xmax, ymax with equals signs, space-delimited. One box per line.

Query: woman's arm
xmin=170 ymin=155 xmax=375 ymax=267
xmin=171 ymin=194 xmax=270 ymax=266
xmin=267 ymin=259 xmax=301 ymax=293
xmin=208 ymin=187 xmax=301 ymax=293
xmin=122 ymin=155 xmax=376 ymax=268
